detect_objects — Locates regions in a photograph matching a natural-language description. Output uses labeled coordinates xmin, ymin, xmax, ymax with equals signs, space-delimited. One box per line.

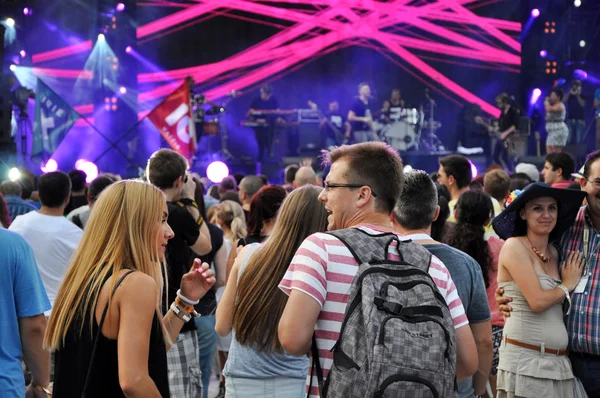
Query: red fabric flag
xmin=147 ymin=82 xmax=196 ymax=160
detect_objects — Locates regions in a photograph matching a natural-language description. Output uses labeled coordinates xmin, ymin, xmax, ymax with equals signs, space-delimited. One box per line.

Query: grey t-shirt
xmin=424 ymin=243 xmax=491 ymax=398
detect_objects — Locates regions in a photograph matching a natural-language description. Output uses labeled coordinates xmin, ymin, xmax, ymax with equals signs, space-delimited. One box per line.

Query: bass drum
xmin=386 ymin=120 xmax=417 ymax=151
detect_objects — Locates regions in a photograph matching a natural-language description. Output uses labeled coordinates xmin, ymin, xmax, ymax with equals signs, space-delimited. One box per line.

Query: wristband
xmin=170 ymin=302 xmax=192 ymax=322
xmin=33 ymin=383 xmax=52 ymax=396
xmin=177 ymin=288 xmax=200 ymax=305
xmin=179 ymin=198 xmax=198 ymax=209
xmin=197 ymin=215 xmax=204 ymax=227
xmin=558 ymin=284 xmax=571 ymax=315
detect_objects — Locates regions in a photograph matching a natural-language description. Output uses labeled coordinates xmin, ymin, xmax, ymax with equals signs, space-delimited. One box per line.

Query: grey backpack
xmin=311 ymin=229 xmax=457 ymax=398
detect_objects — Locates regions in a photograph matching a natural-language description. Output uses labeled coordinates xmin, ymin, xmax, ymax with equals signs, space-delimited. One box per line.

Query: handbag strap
xmin=81 ymin=269 xmax=135 ymax=396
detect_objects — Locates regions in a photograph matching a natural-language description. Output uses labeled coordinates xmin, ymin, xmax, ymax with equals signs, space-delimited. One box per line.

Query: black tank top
xmin=52 ymin=271 xmax=170 ymax=397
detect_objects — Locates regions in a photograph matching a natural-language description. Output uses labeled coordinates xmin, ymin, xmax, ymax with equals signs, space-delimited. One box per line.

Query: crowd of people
xmin=1 ymin=142 xmax=600 ymax=398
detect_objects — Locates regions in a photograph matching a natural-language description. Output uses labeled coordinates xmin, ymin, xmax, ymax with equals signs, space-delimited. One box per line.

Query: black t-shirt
xmin=194 ymin=223 xmax=223 ymax=316
xmin=250 ymin=97 xmax=279 ymax=117
xmin=498 ymin=106 xmax=520 ymax=134
xmin=567 ymin=95 xmax=586 ymax=120
xmin=64 ymin=195 xmax=88 ymax=215
xmin=350 ymin=98 xmax=371 ymax=131
xmin=165 ymin=202 xmax=200 ymax=332
xmin=322 ymin=112 xmax=345 ymax=139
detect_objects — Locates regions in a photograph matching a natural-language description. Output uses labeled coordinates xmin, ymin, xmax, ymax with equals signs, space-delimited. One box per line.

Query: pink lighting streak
xmin=137 ymin=0 xmax=520 ymax=117
xmin=32 ymin=40 xmax=93 ymax=64
xmin=32 ymin=68 xmax=93 ymax=80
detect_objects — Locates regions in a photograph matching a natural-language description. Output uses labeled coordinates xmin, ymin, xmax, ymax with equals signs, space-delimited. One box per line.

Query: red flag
xmin=147 ymin=82 xmax=196 ymax=160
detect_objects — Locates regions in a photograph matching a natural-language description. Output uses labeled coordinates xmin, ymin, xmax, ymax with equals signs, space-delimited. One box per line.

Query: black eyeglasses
xmin=323 ymin=181 xmax=377 ymax=197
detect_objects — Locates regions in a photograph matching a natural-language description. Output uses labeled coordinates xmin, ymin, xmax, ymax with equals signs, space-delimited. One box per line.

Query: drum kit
xmin=191 ymin=93 xmax=233 ymax=160
xmin=375 ymin=106 xmax=444 ymax=152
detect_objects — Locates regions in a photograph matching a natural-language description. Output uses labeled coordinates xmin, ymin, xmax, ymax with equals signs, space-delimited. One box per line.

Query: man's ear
xmin=556 ymin=167 xmax=563 ymax=178
xmin=432 ymin=205 xmax=441 ymax=222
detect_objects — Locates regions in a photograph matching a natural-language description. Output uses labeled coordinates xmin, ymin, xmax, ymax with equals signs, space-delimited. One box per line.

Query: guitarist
xmin=490 ymin=93 xmax=519 ymax=171
xmin=320 ymin=100 xmax=351 ymax=147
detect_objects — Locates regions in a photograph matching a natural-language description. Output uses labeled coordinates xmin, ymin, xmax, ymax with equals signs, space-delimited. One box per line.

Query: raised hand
xmin=180 ymin=259 xmax=216 ymax=302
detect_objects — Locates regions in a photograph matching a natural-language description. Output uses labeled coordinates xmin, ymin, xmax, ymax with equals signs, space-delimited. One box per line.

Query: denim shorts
xmin=225 ymin=376 xmax=306 ymax=398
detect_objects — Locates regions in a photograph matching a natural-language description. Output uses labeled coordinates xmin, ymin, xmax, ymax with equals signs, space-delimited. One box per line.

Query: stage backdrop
xmin=10 ymin=0 xmax=522 ymax=176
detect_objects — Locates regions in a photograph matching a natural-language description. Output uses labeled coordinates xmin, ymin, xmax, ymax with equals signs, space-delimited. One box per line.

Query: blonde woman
xmin=45 ymin=180 xmax=215 ymax=397
xmin=216 ymin=186 xmax=328 ymax=397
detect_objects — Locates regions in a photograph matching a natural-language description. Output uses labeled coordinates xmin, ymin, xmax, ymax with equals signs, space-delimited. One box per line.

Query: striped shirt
xmin=552 ymin=180 xmax=572 ymax=189
xmin=561 ymin=206 xmax=600 ymax=355
xmin=279 ymin=225 xmax=468 ymax=398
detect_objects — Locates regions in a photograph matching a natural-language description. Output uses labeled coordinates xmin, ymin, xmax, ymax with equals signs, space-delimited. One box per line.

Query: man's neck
xmin=347 ymin=211 xmax=394 ymax=231
xmin=393 ymin=223 xmax=437 ymax=243
xmin=242 ymin=202 xmax=250 ymax=212
xmin=72 ymin=191 xmax=86 ymax=197
xmin=503 ymin=105 xmax=511 ymax=114
xmin=360 ymin=95 xmax=368 ymax=103
xmin=450 ymin=186 xmax=468 ymax=201
xmin=162 ymin=187 xmax=180 ymax=202
xmin=38 ymin=206 xmax=65 ymax=217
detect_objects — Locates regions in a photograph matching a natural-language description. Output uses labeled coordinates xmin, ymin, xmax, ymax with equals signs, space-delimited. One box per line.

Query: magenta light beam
xmin=32 ymin=40 xmax=93 ymax=64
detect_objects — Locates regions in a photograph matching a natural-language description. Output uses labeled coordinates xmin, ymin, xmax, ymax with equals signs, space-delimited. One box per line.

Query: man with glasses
xmin=146 ymin=148 xmax=212 ymax=398
xmin=498 ymin=150 xmax=600 ymax=396
xmin=278 ymin=142 xmax=476 ymax=398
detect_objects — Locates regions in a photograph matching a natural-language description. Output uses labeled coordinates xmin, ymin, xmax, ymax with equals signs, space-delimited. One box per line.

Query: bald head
xmin=293 ymin=166 xmax=317 ymax=188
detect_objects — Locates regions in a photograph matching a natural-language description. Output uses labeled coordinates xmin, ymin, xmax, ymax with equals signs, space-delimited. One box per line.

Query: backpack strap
xmin=327 ymin=228 xmax=403 ymax=265
xmin=309 ymin=333 xmax=324 ymax=398
xmin=81 ymin=269 xmax=136 ymax=397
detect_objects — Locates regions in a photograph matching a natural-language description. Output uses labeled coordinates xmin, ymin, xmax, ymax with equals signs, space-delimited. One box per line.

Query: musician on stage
xmin=320 ymin=100 xmax=351 ymax=148
xmin=248 ymin=84 xmax=279 ymax=161
xmin=491 ymin=93 xmax=519 ymax=171
xmin=348 ymin=82 xmax=378 ymax=143
xmin=388 ymin=88 xmax=406 ymax=122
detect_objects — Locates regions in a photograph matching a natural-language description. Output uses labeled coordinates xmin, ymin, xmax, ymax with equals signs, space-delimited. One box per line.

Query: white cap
xmin=572 ymin=165 xmax=585 ymax=180
xmin=515 ymin=163 xmax=540 ymax=182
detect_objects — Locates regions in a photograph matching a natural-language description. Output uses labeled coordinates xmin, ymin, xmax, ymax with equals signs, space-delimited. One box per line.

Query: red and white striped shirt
xmin=279 ymin=225 xmax=468 ymax=398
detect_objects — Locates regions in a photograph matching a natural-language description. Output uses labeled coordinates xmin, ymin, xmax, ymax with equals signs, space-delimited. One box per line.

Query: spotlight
xmin=9 ymin=64 xmax=16 ymax=72
xmin=23 ymin=7 xmax=31 ymax=15
xmin=574 ymin=0 xmax=582 ymax=6
xmin=206 ymin=161 xmax=229 ymax=183
xmin=19 ymin=50 xmax=26 ymax=58
xmin=119 ymin=86 xmax=127 ymax=94
xmin=41 ymin=159 xmax=58 ymax=173
xmin=574 ymin=69 xmax=588 ymax=80
xmin=540 ymin=50 xmax=547 ymax=58
xmin=97 ymin=33 xmax=105 ymax=42
xmin=8 ymin=167 xmax=21 ymax=182
xmin=530 ymin=88 xmax=542 ymax=105
xmin=6 ymin=18 xmax=15 ymax=27
xmin=531 ymin=9 xmax=540 ymax=18
xmin=580 ymin=40 xmax=586 ymax=47
xmin=116 ymin=3 xmax=125 ymax=12
xmin=468 ymin=160 xmax=478 ymax=179
xmin=125 ymin=45 xmax=132 ymax=54
xmin=75 ymin=159 xmax=98 ymax=183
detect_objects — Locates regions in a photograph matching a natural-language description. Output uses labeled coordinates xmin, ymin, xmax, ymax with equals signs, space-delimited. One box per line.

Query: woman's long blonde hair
xmin=45 ymin=180 xmax=167 ymax=349
xmin=232 ymin=185 xmax=328 ymax=352
xmin=216 ymin=200 xmax=247 ymax=241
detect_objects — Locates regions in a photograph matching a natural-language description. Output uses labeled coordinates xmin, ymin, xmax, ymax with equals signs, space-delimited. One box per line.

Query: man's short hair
xmin=0 ymin=180 xmax=22 ymax=196
xmin=495 ymin=93 xmax=510 ymax=105
xmin=509 ymin=172 xmax=533 ymax=191
xmin=358 ymin=82 xmax=369 ymax=91
xmin=394 ymin=170 xmax=438 ymax=230
xmin=239 ymin=175 xmax=266 ymax=200
xmin=68 ymin=169 xmax=87 ymax=192
xmin=38 ymin=172 xmax=71 ymax=208
xmin=219 ymin=176 xmax=237 ymax=192
xmin=584 ymin=150 xmax=600 ymax=180
xmin=484 ymin=169 xmax=511 ymax=203
xmin=89 ymin=176 xmax=116 ymax=204
xmin=324 ymin=142 xmax=403 ymax=214
xmin=439 ymin=155 xmax=472 ymax=189
xmin=545 ymin=152 xmax=575 ymax=179
xmin=294 ymin=166 xmax=317 ymax=188
xmin=19 ymin=177 xmax=35 ymax=200
xmin=146 ymin=148 xmax=187 ymax=190
xmin=261 ymin=84 xmax=273 ymax=95
xmin=284 ymin=164 xmax=299 ymax=184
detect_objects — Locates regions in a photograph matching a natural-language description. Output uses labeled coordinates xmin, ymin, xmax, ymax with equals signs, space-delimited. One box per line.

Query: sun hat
xmin=515 ymin=163 xmax=540 ymax=182
xmin=492 ymin=182 xmax=586 ymax=240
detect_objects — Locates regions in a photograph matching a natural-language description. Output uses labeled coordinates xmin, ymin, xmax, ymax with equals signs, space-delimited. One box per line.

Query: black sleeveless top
xmin=52 ymin=272 xmax=170 ymax=397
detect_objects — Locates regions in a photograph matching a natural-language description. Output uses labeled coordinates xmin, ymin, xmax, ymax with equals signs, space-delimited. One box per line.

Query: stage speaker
xmin=297 ymin=123 xmax=321 ymax=153
xmin=0 ymin=80 xmax=12 ymax=145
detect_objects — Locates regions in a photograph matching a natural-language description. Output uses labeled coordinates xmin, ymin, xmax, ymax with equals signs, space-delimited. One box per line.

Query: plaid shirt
xmin=4 ymin=195 xmax=37 ymax=223
xmin=561 ymin=206 xmax=600 ymax=355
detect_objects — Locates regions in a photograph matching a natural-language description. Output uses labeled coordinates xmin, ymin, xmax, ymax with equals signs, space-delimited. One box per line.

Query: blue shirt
xmin=4 ymin=195 xmax=37 ymax=222
xmin=421 ymin=241 xmax=491 ymax=398
xmin=0 ymin=229 xmax=51 ymax=397
xmin=223 ymin=244 xmax=309 ymax=379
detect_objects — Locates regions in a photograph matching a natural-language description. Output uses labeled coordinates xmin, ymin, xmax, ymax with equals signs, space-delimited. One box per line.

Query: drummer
xmin=388 ymin=88 xmax=406 ymax=122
